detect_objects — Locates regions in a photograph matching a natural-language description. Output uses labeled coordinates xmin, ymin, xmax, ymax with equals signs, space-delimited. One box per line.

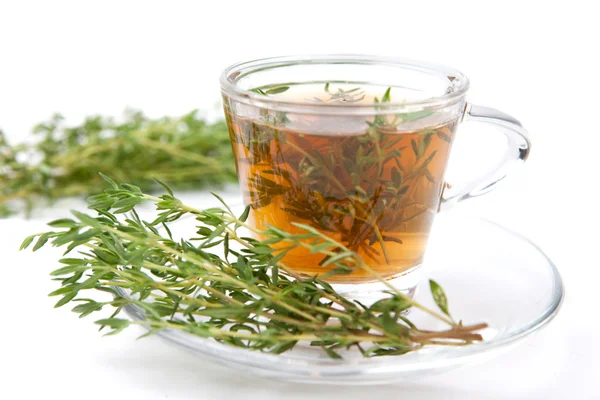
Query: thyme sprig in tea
xmin=228 ymin=86 xmax=456 ymax=279
xmin=22 ymin=176 xmax=486 ymax=358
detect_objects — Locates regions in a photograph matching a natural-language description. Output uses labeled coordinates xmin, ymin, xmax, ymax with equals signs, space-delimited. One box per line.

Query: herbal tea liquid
xmin=225 ymin=84 xmax=457 ymax=282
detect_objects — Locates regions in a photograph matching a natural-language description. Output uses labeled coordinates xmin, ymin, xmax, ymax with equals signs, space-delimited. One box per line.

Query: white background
xmin=1 ymin=1 xmax=598 ymax=399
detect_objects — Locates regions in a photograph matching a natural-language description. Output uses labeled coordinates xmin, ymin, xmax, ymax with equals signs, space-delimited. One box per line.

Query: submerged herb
xmin=320 ymin=83 xmax=366 ymax=103
xmin=251 ymin=85 xmax=290 ymax=96
xmin=22 ymin=177 xmax=486 ymax=358
xmin=232 ymin=87 xmax=452 ymax=269
xmin=0 ymin=110 xmax=237 ymax=218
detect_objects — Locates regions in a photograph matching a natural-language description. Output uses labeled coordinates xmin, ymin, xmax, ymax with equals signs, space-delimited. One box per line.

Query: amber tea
xmin=224 ymin=84 xmax=458 ymax=283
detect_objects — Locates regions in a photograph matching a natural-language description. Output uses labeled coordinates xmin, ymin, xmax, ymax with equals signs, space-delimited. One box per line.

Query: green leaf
xmin=411 ymin=139 xmax=419 ymax=158
xmin=323 ymin=346 xmax=343 ymax=359
xmin=184 ymin=325 xmax=212 ymax=338
xmin=50 ymin=265 xmax=88 ymax=276
xmin=210 ymin=191 xmax=233 ymax=214
xmin=423 ymin=169 xmax=436 ymax=183
xmin=223 ymin=232 xmax=230 ymax=258
xmin=71 ymin=211 xmax=104 ymax=229
xmin=33 ymin=233 xmax=53 ymax=251
xmin=87 ymin=194 xmax=115 ymax=211
xmin=435 ymin=130 xmax=452 ymax=143
xmin=364 ymin=345 xmax=412 ymax=357
xmin=321 ymin=251 xmax=355 ymax=266
xmin=370 ymin=297 xmax=411 ymax=313
xmin=96 ymin=209 xmax=118 ymax=223
xmin=270 ymin=341 xmax=297 ymax=354
xmin=55 ymin=293 xmax=77 ymax=308
xmin=381 ymin=87 xmax=391 ymax=103
xmin=265 ymin=86 xmax=290 ymax=95
xmin=154 ymin=178 xmax=174 ymax=197
xmin=378 ymin=311 xmax=405 ymax=337
xmin=422 ymin=133 xmax=433 ymax=152
xmin=420 ymin=150 xmax=438 ymax=170
xmin=398 ymin=315 xmax=416 ymax=329
xmin=238 ymin=205 xmax=251 ymax=223
xmin=121 ymin=183 xmax=142 ymax=193
xmin=234 ymin=255 xmax=253 ymax=281
xmin=19 ymin=235 xmax=36 ymax=250
xmin=93 ymin=249 xmax=121 ymax=265
xmin=391 ymin=167 xmax=402 ymax=188
xmin=196 ymin=226 xmax=212 ymax=237
xmin=49 ymin=285 xmax=76 ymax=297
xmin=266 ymin=251 xmax=286 ymax=268
xmin=201 ymin=307 xmax=249 ymax=319
xmin=95 ymin=318 xmax=130 ymax=335
xmin=245 ymin=245 xmax=273 ymax=255
xmin=48 ymin=218 xmax=78 ymax=228
xmin=98 ymin=173 xmax=119 ymax=189
xmin=309 ymin=243 xmax=332 ymax=254
xmin=251 ymin=87 xmax=267 ymax=95
xmin=111 ymin=197 xmax=142 ymax=214
xmin=205 ymin=224 xmax=225 ymax=242
xmin=429 ymin=279 xmax=451 ymax=317
xmin=72 ymin=300 xmax=103 ymax=318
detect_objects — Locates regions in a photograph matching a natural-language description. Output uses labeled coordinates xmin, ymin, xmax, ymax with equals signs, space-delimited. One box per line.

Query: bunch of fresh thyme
xmin=22 ymin=175 xmax=486 ymax=358
xmin=0 ymin=109 xmax=236 ymax=218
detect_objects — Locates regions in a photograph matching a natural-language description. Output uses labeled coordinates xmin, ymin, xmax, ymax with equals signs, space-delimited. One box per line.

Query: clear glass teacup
xmin=220 ymin=55 xmax=529 ymax=295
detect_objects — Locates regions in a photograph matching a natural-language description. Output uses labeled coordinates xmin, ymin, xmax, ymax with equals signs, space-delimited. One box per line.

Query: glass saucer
xmin=121 ymin=208 xmax=564 ymax=385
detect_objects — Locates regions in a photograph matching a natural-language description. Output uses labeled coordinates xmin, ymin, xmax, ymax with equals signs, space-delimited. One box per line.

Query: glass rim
xmin=219 ymin=54 xmax=470 ymax=114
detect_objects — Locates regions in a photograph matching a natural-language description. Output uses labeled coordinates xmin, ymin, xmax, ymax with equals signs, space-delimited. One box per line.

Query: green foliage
xmin=0 ymin=110 xmax=237 ymax=217
xmin=22 ymin=178 xmax=486 ymax=358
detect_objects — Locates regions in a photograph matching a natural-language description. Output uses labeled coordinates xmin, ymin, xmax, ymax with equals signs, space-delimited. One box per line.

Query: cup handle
xmin=439 ymin=103 xmax=531 ymax=211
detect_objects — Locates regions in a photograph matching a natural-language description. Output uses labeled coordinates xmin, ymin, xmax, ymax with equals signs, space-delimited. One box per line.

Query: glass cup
xmin=220 ymin=55 xmax=530 ymax=297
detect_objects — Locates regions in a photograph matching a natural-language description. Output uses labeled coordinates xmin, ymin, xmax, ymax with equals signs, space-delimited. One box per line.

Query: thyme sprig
xmin=0 ymin=109 xmax=237 ymax=218
xmin=21 ymin=176 xmax=486 ymax=358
